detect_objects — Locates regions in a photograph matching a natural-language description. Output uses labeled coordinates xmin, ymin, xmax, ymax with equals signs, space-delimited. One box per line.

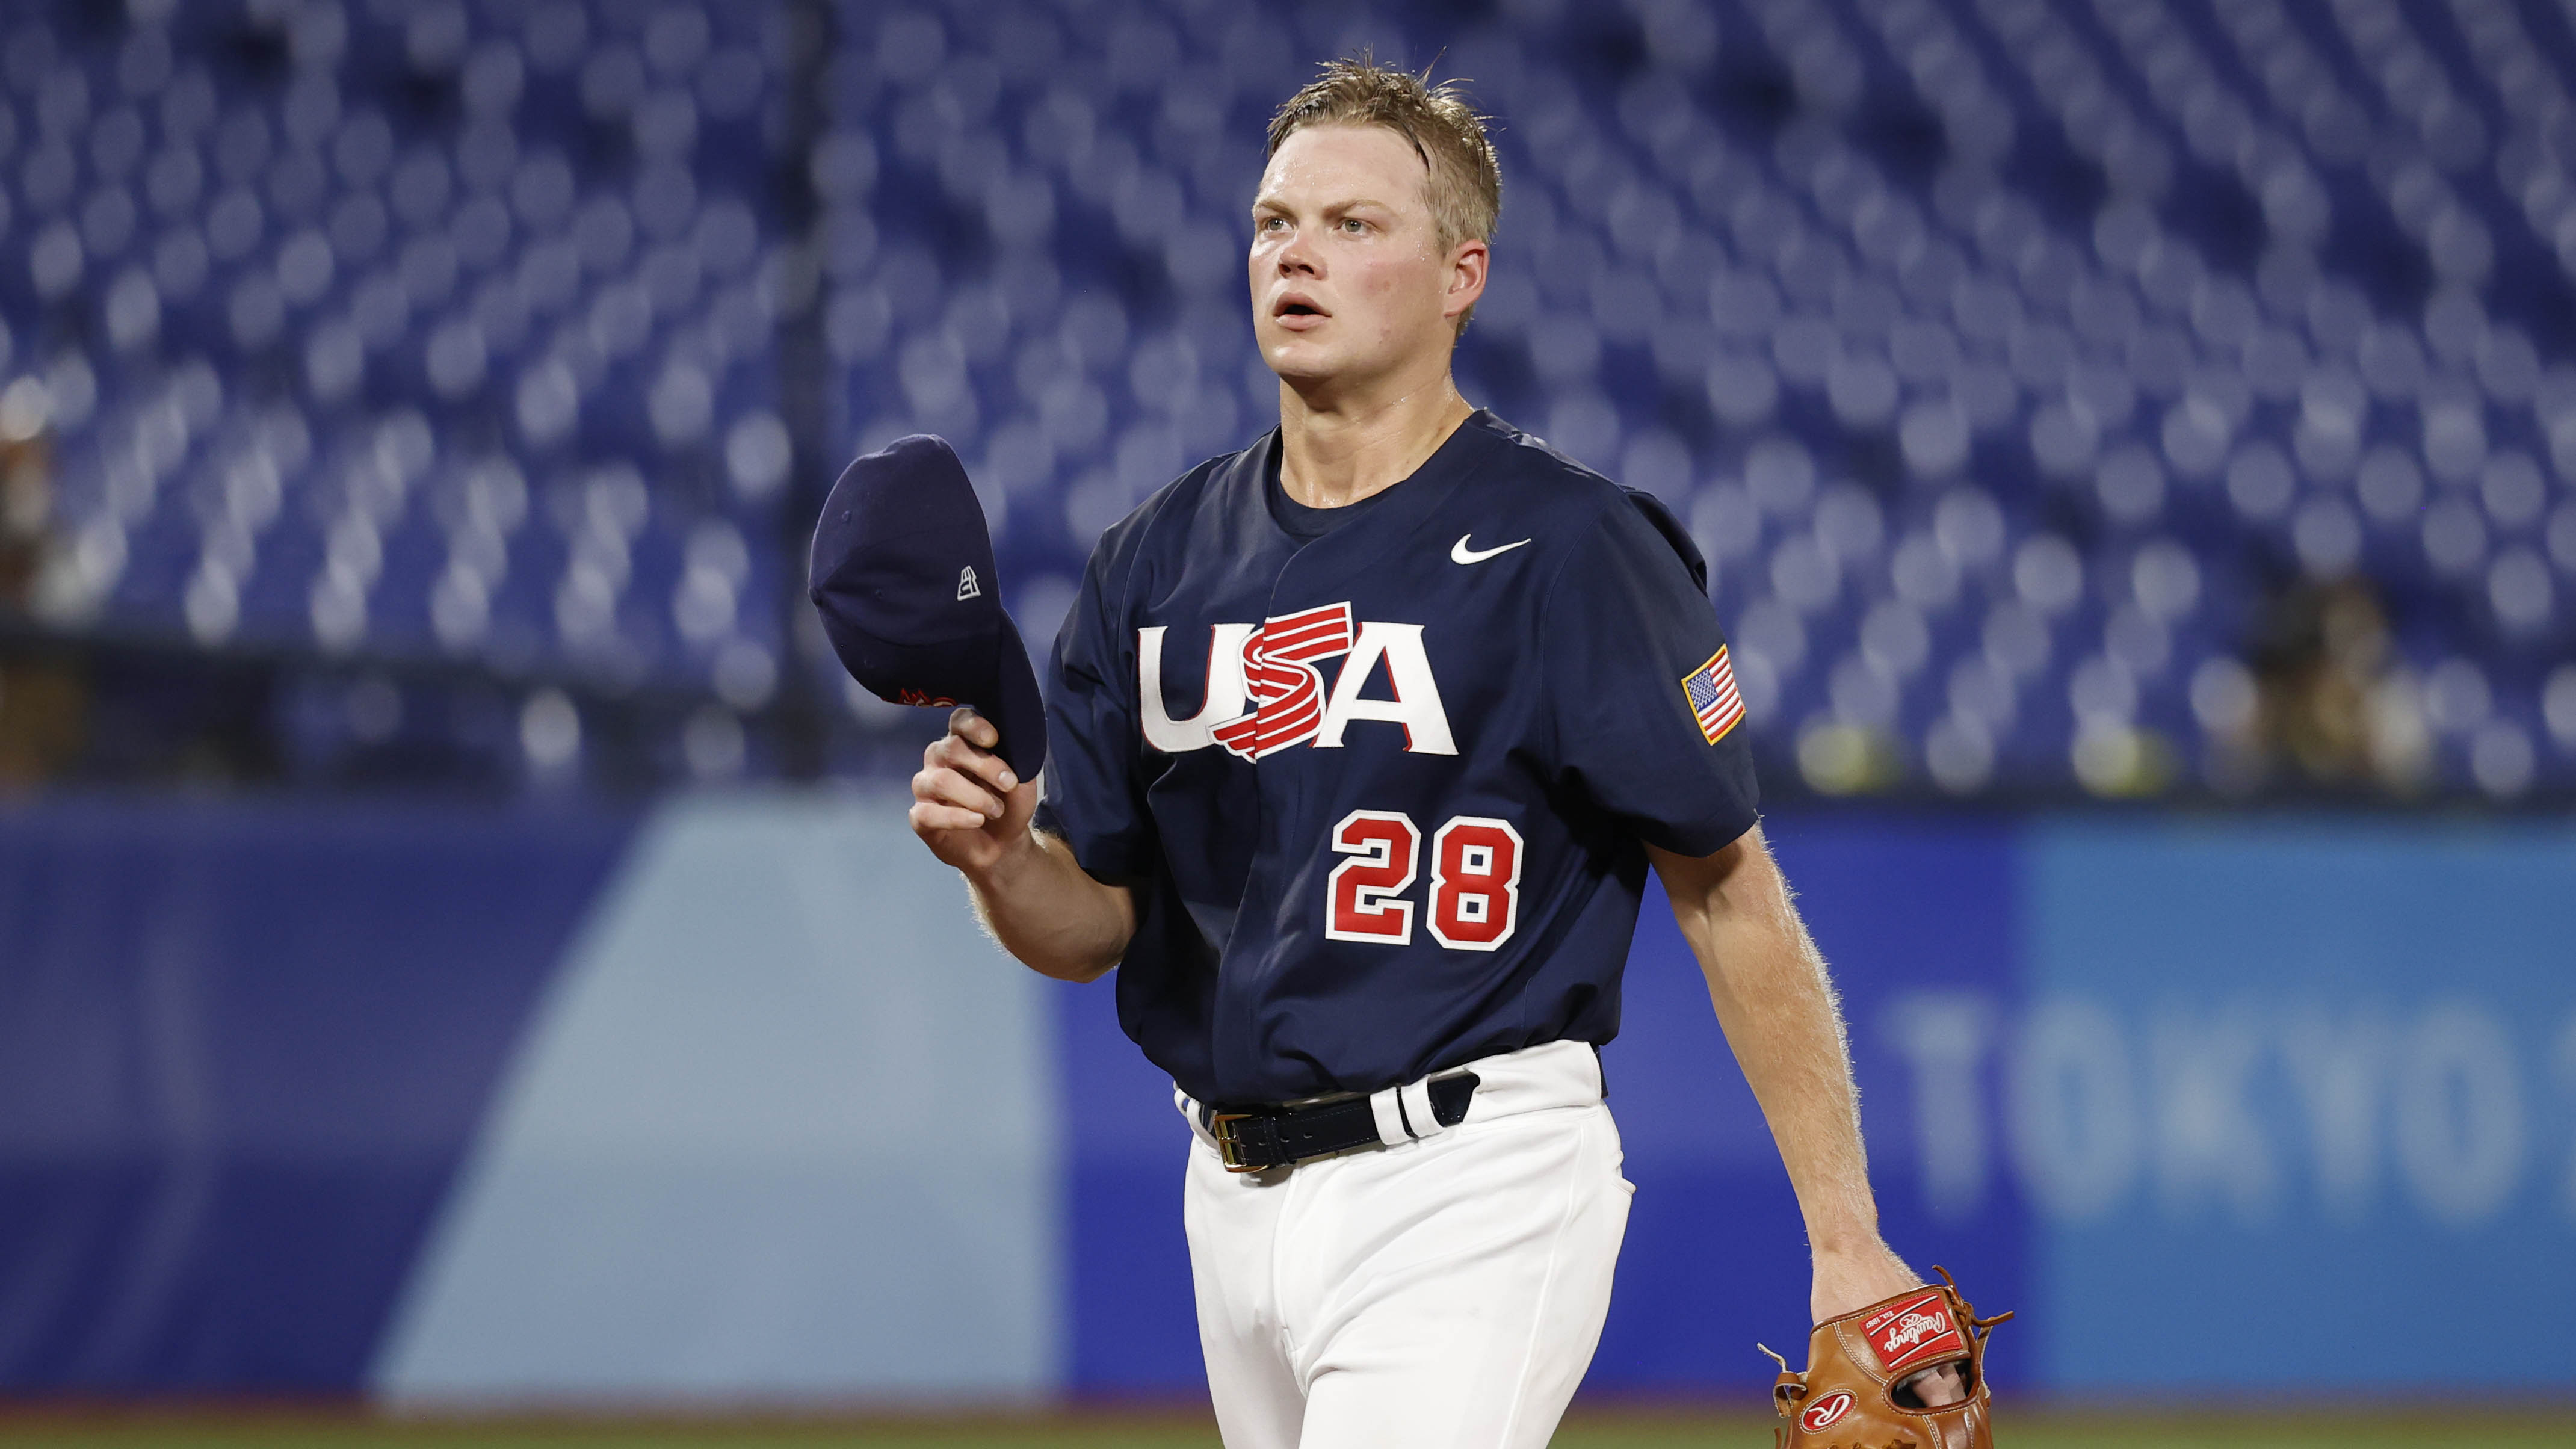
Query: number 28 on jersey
xmin=1327 ymin=811 xmax=1523 ymax=951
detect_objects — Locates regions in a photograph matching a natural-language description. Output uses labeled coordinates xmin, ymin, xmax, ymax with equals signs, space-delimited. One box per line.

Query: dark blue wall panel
xmin=1056 ymin=974 xmax=1206 ymax=1397
xmin=0 ymin=801 xmax=630 ymax=1391
xmin=2022 ymin=818 xmax=2576 ymax=1389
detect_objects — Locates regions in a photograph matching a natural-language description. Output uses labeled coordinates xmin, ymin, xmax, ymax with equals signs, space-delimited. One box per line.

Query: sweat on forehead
xmin=1261 ymin=126 xmax=1432 ymax=206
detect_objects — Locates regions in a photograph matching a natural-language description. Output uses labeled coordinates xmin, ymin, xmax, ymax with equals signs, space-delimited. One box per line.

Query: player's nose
xmin=1271 ymin=227 xmax=1322 ymax=277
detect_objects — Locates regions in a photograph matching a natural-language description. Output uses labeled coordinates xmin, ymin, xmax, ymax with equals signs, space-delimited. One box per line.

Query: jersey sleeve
xmin=1541 ymin=491 xmax=1761 ymax=857
xmin=1031 ymin=521 xmax=1158 ymax=883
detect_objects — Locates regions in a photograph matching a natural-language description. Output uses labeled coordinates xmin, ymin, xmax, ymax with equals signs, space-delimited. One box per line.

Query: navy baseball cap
xmin=808 ymin=434 xmax=1048 ymax=779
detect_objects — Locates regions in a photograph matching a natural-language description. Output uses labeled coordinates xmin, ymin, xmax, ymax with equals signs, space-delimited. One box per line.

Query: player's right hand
xmin=910 ymin=707 xmax=1040 ymax=876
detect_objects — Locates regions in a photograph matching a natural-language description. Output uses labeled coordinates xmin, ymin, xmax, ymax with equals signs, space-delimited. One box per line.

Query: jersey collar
xmin=1238 ymin=410 xmax=1510 ymax=589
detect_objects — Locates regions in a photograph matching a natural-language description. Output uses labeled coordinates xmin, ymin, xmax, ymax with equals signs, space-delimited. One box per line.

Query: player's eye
xmin=1341 ymin=218 xmax=1367 ymax=233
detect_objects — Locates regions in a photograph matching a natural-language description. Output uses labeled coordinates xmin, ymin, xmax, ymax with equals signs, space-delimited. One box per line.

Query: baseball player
xmin=904 ymin=59 xmax=1986 ymax=1448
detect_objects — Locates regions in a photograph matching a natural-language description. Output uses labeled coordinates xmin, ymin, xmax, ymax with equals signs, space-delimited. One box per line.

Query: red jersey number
xmin=1324 ymin=811 xmax=1521 ymax=951
xmin=1326 ymin=810 xmax=1419 ymax=945
xmin=1427 ymin=816 xmax=1524 ymax=951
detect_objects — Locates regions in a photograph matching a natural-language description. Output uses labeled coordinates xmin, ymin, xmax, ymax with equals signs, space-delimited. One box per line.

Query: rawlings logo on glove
xmin=1759 ymin=1267 xmax=2010 ymax=1449
xmin=1865 ymin=1293 xmax=1965 ymax=1374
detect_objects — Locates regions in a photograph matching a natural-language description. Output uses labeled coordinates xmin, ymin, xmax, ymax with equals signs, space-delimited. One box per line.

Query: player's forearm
xmin=962 ymin=827 xmax=1136 ymax=983
xmin=1651 ymin=832 xmax=1883 ymax=1255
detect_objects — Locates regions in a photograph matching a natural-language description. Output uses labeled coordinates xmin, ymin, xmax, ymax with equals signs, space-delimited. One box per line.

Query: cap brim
xmin=979 ymin=609 xmax=1049 ymax=782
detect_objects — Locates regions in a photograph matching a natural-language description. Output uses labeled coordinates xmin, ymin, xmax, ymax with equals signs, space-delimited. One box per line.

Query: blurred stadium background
xmin=0 ymin=0 xmax=2570 ymax=1442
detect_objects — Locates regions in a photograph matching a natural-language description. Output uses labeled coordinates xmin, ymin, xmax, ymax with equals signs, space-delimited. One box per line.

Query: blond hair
xmin=1267 ymin=55 xmax=1501 ymax=329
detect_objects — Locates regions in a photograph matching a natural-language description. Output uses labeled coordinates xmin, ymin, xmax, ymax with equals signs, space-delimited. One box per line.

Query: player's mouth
xmin=1271 ymin=293 xmax=1329 ymax=330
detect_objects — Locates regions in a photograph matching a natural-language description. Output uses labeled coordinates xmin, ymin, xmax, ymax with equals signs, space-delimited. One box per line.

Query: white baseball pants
xmin=1176 ymin=1040 xmax=1632 ymax=1449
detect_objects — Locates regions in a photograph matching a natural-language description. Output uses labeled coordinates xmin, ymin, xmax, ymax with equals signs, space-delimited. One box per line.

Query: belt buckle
xmin=1209 ymin=1111 xmax=1265 ymax=1173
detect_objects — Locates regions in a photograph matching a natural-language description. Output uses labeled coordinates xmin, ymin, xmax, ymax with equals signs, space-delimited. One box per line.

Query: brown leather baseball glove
xmin=1758 ymin=1267 xmax=2010 ymax=1449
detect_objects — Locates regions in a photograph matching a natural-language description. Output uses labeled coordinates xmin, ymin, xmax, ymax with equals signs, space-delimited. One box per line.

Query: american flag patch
xmin=1681 ymin=646 xmax=1744 ymax=744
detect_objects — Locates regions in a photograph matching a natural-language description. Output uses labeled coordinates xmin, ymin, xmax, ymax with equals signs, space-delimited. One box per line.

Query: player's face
xmin=1249 ymin=125 xmax=1483 ymax=392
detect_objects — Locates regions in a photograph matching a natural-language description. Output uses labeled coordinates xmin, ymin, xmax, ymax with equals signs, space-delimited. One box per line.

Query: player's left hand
xmin=1810 ymin=1240 xmax=1969 ymax=1407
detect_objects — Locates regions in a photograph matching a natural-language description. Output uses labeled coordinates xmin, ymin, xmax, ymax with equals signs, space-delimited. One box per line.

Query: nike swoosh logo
xmin=1451 ymin=534 xmax=1531 ymax=565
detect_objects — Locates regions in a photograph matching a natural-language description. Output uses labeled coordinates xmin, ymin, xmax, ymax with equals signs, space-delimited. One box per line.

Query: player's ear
xmin=1444 ymin=236 xmax=1489 ymax=323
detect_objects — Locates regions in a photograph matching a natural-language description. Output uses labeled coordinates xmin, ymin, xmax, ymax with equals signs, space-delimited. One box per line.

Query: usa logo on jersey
xmin=1681 ymin=646 xmax=1743 ymax=745
xmin=1138 ymin=604 xmax=1457 ymax=759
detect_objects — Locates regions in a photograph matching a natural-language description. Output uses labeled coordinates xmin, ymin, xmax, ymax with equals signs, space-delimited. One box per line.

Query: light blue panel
xmin=371 ymin=789 xmax=1056 ymax=1401
xmin=2022 ymin=818 xmax=2576 ymax=1388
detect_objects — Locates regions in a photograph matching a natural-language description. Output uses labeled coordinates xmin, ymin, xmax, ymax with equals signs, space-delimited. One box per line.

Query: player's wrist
xmin=959 ymin=818 xmax=1046 ymax=889
xmin=1806 ymin=1228 xmax=1893 ymax=1262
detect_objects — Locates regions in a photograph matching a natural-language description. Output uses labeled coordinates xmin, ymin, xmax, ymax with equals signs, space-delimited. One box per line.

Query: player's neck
xmin=1275 ymin=372 xmax=1474 ymax=510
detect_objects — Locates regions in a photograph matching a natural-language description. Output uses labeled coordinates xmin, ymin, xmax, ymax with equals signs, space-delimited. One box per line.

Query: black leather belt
xmin=1202 ymin=1072 xmax=1480 ymax=1173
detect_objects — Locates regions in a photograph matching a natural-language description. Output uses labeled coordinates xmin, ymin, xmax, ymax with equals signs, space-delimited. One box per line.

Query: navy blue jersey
xmin=1035 ymin=409 xmax=1759 ymax=1105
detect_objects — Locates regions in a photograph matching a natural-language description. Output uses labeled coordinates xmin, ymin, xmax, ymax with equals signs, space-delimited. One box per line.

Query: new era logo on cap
xmin=957 ymin=566 xmax=981 ymax=601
